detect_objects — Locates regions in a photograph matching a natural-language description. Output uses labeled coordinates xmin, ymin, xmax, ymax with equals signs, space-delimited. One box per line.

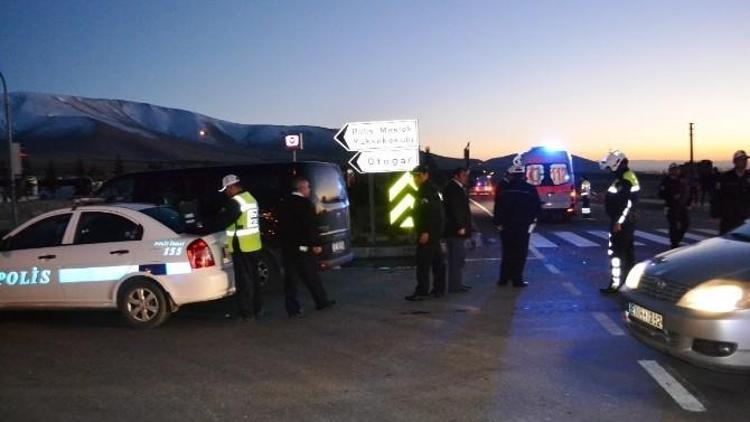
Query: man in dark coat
xmin=406 ymin=165 xmax=447 ymax=301
xmin=711 ymin=150 xmax=750 ymax=235
xmin=493 ymin=156 xmax=541 ymax=287
xmin=277 ymin=177 xmax=335 ymax=317
xmin=659 ymin=163 xmax=691 ymax=248
xmin=442 ymin=167 xmax=472 ymax=293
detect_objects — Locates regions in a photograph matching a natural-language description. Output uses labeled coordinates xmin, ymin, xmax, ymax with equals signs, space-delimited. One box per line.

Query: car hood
xmin=646 ymin=237 xmax=750 ymax=287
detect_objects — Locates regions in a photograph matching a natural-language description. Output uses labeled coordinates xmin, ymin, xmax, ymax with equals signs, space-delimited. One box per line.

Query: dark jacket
xmin=277 ymin=193 xmax=321 ymax=253
xmin=605 ymin=167 xmax=640 ymax=224
xmin=209 ymin=193 xmax=242 ymax=233
xmin=493 ymin=176 xmax=541 ymax=227
xmin=442 ymin=179 xmax=471 ymax=238
xmin=659 ymin=176 xmax=690 ymax=210
xmin=711 ymin=169 xmax=750 ymax=222
xmin=414 ymin=181 xmax=445 ymax=242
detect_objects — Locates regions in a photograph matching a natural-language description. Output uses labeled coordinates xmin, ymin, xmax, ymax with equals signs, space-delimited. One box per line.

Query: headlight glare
xmin=677 ymin=280 xmax=750 ymax=313
xmin=624 ymin=261 xmax=649 ymax=289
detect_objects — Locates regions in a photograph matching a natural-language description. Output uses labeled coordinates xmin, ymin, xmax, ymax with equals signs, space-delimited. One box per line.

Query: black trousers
xmin=608 ymin=222 xmax=635 ymax=289
xmin=581 ymin=195 xmax=592 ymax=218
xmin=446 ymin=237 xmax=467 ymax=290
xmin=415 ymin=241 xmax=446 ymax=295
xmin=667 ymin=207 xmax=690 ymax=248
xmin=232 ymin=251 xmax=262 ymax=316
xmin=499 ymin=226 xmax=531 ymax=284
xmin=282 ymin=250 xmax=329 ymax=315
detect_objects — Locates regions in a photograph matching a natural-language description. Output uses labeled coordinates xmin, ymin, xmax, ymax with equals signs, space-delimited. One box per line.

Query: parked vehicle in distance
xmin=96 ymin=161 xmax=353 ymax=289
xmin=521 ymin=146 xmax=577 ymax=220
xmin=469 ymin=172 xmax=495 ymax=196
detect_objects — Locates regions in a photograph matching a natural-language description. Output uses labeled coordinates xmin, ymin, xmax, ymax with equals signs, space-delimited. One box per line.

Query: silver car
xmin=621 ymin=222 xmax=750 ymax=371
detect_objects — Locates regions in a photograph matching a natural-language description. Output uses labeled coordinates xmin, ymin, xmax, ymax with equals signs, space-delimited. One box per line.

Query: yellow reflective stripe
xmin=234 ymin=228 xmax=260 ymax=236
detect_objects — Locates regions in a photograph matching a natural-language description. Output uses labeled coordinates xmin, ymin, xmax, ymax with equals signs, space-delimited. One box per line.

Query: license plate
xmin=332 ymin=241 xmax=346 ymax=253
xmin=628 ymin=303 xmax=664 ymax=330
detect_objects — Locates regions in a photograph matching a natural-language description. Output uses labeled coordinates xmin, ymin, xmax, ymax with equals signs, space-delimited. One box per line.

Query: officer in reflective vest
xmin=217 ymin=174 xmax=263 ymax=320
xmin=580 ymin=178 xmax=592 ymax=218
xmin=599 ymin=151 xmax=640 ymax=293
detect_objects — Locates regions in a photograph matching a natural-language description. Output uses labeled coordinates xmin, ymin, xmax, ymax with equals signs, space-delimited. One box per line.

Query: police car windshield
xmin=140 ymin=207 xmax=186 ymax=234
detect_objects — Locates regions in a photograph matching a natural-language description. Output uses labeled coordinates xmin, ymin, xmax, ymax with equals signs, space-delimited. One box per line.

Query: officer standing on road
xmin=659 ymin=163 xmax=691 ymax=249
xmin=443 ymin=167 xmax=472 ymax=293
xmin=599 ymin=151 xmax=640 ymax=293
xmin=278 ymin=177 xmax=335 ymax=318
xmin=216 ymin=174 xmax=264 ymax=320
xmin=493 ymin=155 xmax=541 ymax=288
xmin=711 ymin=150 xmax=750 ymax=235
xmin=406 ymin=165 xmax=447 ymax=301
xmin=580 ymin=177 xmax=592 ymax=219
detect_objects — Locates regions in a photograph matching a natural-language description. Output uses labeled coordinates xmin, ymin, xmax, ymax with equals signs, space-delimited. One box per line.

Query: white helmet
xmin=599 ymin=150 xmax=627 ymax=172
xmin=508 ymin=154 xmax=525 ymax=174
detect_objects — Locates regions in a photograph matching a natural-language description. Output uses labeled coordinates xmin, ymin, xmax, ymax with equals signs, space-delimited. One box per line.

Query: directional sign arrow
xmin=334 ymin=120 xmax=418 ymax=152
xmin=348 ymin=149 xmax=420 ymax=174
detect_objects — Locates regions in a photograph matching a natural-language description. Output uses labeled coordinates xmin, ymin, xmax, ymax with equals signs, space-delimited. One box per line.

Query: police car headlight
xmin=624 ymin=261 xmax=649 ymax=289
xmin=677 ymin=280 xmax=750 ymax=313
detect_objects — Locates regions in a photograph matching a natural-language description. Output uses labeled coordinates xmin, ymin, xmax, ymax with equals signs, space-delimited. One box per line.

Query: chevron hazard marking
xmin=390 ymin=194 xmax=416 ymax=226
xmin=389 ymin=171 xmax=417 ymax=201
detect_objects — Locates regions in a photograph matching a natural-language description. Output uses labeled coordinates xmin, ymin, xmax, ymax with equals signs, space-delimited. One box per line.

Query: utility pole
xmin=689 ymin=122 xmax=694 ymax=164
xmin=1 ymin=71 xmax=17 ymax=227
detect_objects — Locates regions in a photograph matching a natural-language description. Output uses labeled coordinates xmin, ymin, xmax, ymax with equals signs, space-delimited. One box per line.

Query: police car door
xmin=0 ymin=212 xmax=73 ymax=306
xmin=60 ymin=210 xmax=144 ymax=305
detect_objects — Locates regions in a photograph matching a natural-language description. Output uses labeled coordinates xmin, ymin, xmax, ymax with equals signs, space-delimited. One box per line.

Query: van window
xmin=301 ymin=165 xmax=348 ymax=204
xmin=98 ymin=176 xmax=135 ymax=201
xmin=526 ymin=165 xmax=544 ymax=186
xmin=550 ymin=164 xmax=570 ymax=186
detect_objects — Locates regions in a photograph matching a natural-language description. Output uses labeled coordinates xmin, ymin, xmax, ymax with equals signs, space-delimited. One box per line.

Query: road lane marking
xmin=693 ymin=228 xmax=718 ymax=236
xmin=592 ymin=312 xmax=625 ymax=336
xmin=634 ymin=230 xmax=671 ymax=246
xmin=562 ymin=282 xmax=582 ymax=296
xmin=530 ymin=233 xmax=558 ymax=248
xmin=638 ymin=360 xmax=706 ymax=412
xmin=529 ymin=246 xmax=545 ymax=260
xmin=470 ymin=199 xmax=494 ymax=217
xmin=544 ymin=263 xmax=561 ymax=274
xmin=656 ymin=229 xmax=708 ymax=242
xmin=552 ymin=231 xmax=599 ymax=247
xmin=587 ymin=230 xmax=645 ymax=246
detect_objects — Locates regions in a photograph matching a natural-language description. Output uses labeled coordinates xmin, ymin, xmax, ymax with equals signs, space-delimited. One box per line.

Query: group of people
xmin=215 ymin=174 xmax=335 ymax=321
xmin=405 ymin=157 xmax=544 ymax=301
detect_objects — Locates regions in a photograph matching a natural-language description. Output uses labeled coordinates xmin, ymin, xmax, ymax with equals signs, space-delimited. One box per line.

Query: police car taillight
xmin=187 ymin=239 xmax=215 ymax=269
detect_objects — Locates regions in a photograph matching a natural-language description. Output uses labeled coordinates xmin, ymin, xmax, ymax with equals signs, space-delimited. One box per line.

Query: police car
xmin=0 ymin=202 xmax=234 ymax=328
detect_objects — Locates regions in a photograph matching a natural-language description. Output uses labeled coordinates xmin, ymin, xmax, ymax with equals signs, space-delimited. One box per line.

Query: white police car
xmin=0 ymin=203 xmax=234 ymax=328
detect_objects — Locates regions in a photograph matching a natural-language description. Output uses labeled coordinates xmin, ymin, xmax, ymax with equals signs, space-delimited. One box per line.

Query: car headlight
xmin=624 ymin=261 xmax=649 ymax=289
xmin=677 ymin=280 xmax=750 ymax=313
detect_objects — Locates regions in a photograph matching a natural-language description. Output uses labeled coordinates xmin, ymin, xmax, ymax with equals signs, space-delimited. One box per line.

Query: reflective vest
xmin=226 ymin=192 xmax=262 ymax=253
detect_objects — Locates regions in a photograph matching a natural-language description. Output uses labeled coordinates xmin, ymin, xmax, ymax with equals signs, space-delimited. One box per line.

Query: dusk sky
xmin=2 ymin=0 xmax=748 ymax=162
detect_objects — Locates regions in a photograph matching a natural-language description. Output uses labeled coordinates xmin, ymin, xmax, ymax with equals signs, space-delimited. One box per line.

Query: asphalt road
xmin=2 ymin=198 xmax=749 ymax=421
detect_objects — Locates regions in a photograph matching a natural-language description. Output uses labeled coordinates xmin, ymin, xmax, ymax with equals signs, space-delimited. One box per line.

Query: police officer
xmin=406 ymin=165 xmax=447 ymax=301
xmin=580 ymin=177 xmax=592 ymax=219
xmin=493 ymin=155 xmax=541 ymax=287
xmin=711 ymin=150 xmax=750 ymax=235
xmin=599 ymin=150 xmax=640 ymax=293
xmin=216 ymin=174 xmax=264 ymax=320
xmin=278 ymin=177 xmax=335 ymax=317
xmin=659 ymin=163 xmax=690 ymax=248
xmin=443 ymin=167 xmax=472 ymax=293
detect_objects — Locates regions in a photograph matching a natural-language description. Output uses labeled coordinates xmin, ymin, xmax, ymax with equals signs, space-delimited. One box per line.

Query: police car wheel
xmin=118 ymin=279 xmax=170 ymax=328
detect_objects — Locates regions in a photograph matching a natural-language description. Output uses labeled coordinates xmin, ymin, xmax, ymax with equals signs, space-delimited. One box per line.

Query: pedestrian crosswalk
xmin=521 ymin=228 xmax=717 ymax=249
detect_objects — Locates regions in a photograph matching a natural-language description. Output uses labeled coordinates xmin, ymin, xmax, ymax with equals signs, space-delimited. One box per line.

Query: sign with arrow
xmin=348 ymin=149 xmax=419 ymax=174
xmin=334 ymin=120 xmax=418 ymax=152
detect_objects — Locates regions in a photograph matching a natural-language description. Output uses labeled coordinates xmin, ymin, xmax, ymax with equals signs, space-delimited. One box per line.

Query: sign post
xmin=334 ymin=120 xmax=420 ymax=243
xmin=285 ymin=134 xmax=303 ymax=162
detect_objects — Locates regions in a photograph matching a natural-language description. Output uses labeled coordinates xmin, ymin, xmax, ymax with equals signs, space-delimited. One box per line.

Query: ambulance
xmin=521 ymin=146 xmax=577 ymax=219
xmin=0 ymin=202 xmax=234 ymax=328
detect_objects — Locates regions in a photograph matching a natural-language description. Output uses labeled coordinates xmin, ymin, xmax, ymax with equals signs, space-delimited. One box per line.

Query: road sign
xmin=285 ymin=134 xmax=302 ymax=150
xmin=348 ymin=149 xmax=419 ymax=174
xmin=334 ymin=120 xmax=418 ymax=152
xmin=388 ymin=171 xmax=418 ymax=229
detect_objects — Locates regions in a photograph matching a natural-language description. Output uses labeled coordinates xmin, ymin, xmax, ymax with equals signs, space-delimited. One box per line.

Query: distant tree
xmin=114 ymin=154 xmax=124 ymax=175
xmin=45 ymin=160 xmax=58 ymax=192
xmin=147 ymin=162 xmax=164 ymax=170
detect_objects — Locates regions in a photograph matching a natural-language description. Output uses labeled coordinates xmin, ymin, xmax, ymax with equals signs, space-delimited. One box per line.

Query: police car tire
xmin=256 ymin=250 xmax=281 ymax=291
xmin=118 ymin=278 xmax=170 ymax=329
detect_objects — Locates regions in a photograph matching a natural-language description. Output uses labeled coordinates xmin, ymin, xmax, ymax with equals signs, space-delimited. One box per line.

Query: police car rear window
xmin=140 ymin=207 xmax=186 ymax=234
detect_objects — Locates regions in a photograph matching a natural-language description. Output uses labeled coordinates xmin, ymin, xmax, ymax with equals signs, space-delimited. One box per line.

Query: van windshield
xmin=300 ymin=164 xmax=348 ymax=205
